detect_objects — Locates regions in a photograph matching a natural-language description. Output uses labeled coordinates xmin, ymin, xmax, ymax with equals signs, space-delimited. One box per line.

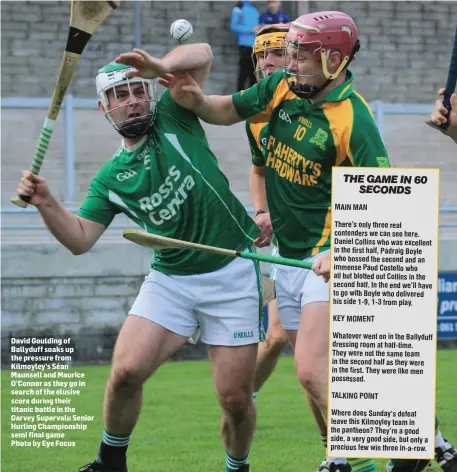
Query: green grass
xmin=2 ymin=350 xmax=456 ymax=472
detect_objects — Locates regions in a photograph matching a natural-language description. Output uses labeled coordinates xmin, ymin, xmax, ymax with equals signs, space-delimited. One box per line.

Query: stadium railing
xmin=1 ymin=96 xmax=456 ymax=230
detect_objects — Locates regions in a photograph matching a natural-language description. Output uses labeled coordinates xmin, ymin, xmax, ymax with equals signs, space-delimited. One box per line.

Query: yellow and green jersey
xmin=246 ymin=121 xmax=269 ymax=166
xmin=234 ymin=70 xmax=390 ymax=260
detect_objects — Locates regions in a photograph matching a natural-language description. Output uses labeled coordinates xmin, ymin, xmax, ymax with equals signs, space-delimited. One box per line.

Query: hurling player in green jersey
xmin=248 ymin=23 xmax=348 ymax=472
xmin=248 ymin=23 xmax=290 ymax=399
xmin=17 ymin=43 xmax=263 ymax=472
xmin=149 ymin=11 xmax=388 ymax=472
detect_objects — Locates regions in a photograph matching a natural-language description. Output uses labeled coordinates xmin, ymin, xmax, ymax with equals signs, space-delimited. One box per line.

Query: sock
xmin=225 ymin=452 xmax=248 ymax=471
xmin=321 ymin=433 xmax=327 ymax=449
xmin=347 ymin=458 xmax=376 ymax=472
xmin=320 ymin=434 xmax=348 ymax=465
xmin=436 ymin=430 xmax=446 ymax=448
xmin=252 ymin=391 xmax=258 ymax=401
xmin=97 ymin=429 xmax=131 ymax=466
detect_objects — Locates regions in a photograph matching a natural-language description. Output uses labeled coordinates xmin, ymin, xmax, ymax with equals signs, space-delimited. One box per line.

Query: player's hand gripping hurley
xmin=123 ymin=229 xmax=314 ymax=270
xmin=11 ymin=0 xmax=120 ymax=208
xmin=426 ymin=25 xmax=457 ymax=132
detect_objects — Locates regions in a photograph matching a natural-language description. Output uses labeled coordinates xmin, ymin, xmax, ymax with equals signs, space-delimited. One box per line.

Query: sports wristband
xmin=255 ymin=209 xmax=267 ymax=217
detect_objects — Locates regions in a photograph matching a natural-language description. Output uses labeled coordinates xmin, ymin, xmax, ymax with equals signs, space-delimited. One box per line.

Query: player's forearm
xmin=162 ymin=43 xmax=213 ymax=74
xmin=195 ymin=95 xmax=242 ymax=125
xmin=249 ymin=166 xmax=268 ymax=212
xmin=35 ymin=196 xmax=92 ymax=255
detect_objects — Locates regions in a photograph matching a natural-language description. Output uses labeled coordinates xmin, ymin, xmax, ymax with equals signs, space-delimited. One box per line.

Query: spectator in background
xmin=230 ymin=1 xmax=259 ymax=91
xmin=259 ymin=1 xmax=290 ymax=26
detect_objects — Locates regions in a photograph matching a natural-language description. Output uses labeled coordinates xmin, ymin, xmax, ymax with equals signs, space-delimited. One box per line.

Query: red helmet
xmin=286 ymin=11 xmax=359 ymax=68
xmin=284 ymin=11 xmax=360 ymax=98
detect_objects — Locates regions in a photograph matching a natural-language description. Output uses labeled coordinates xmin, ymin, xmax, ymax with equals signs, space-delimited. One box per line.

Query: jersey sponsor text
xmin=138 ymin=165 xmax=195 ymax=225
xmin=265 ymin=136 xmax=322 ymax=186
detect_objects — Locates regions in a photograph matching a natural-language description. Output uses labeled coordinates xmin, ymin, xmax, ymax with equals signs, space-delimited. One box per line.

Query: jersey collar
xmin=121 ymin=135 xmax=148 ymax=153
xmin=323 ymin=70 xmax=354 ymax=103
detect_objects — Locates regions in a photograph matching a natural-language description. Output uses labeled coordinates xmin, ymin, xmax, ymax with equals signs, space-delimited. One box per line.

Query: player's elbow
xmin=199 ymin=43 xmax=213 ymax=63
xmin=68 ymin=239 xmax=94 ymax=255
xmin=68 ymin=245 xmax=88 ymax=256
xmin=251 ymin=164 xmax=265 ymax=177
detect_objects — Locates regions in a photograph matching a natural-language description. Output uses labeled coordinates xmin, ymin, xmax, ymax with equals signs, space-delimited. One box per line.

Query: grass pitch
xmin=2 ymin=350 xmax=456 ymax=472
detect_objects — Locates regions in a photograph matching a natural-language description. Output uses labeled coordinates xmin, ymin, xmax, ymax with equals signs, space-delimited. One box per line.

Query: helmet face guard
xmin=251 ymin=25 xmax=289 ymax=81
xmin=96 ymin=63 xmax=158 ymax=139
xmin=284 ymin=40 xmax=323 ymax=99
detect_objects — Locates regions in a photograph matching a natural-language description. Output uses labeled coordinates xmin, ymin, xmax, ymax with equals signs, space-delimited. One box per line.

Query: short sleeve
xmin=232 ymin=70 xmax=282 ymax=123
xmin=348 ymin=94 xmax=391 ymax=168
xmin=77 ymin=171 xmax=120 ymax=227
xmin=350 ymin=116 xmax=390 ymax=168
xmin=246 ymin=121 xmax=265 ymax=166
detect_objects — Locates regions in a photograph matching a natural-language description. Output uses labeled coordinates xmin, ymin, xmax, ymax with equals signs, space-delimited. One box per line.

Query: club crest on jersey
xmin=376 ymin=157 xmax=389 ymax=167
xmin=309 ymin=128 xmax=328 ymax=151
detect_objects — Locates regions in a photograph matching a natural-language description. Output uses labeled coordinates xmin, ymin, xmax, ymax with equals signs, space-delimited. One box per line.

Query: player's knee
xmin=265 ymin=328 xmax=288 ymax=352
xmin=296 ymin=365 xmax=314 ymax=391
xmin=218 ymin=387 xmax=251 ymax=418
xmin=295 ymin=364 xmax=323 ymax=401
xmin=110 ymin=364 xmax=144 ymax=390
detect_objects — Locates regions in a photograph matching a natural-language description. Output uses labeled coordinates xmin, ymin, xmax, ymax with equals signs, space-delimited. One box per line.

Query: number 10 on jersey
xmin=293 ymin=125 xmax=307 ymax=141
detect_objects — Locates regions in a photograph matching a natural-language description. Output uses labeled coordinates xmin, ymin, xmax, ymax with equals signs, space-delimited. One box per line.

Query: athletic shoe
xmin=78 ymin=461 xmax=127 ymax=472
xmin=436 ymin=440 xmax=457 ymax=472
xmin=317 ymin=461 xmax=352 ymax=472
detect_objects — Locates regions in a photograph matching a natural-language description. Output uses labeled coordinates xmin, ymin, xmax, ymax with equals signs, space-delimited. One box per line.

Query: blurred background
xmin=1 ymin=1 xmax=457 ymax=363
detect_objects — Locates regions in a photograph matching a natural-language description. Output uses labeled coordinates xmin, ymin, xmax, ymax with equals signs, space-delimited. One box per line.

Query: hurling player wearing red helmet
xmin=115 ymin=9 xmax=457 ymax=472
xmin=247 ymin=22 xmax=343 ymax=472
xmin=151 ymin=10 xmax=389 ymax=472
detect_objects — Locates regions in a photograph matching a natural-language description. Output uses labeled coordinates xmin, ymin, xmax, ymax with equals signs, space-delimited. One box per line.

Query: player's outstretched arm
xmin=17 ymin=171 xmax=105 ymax=255
xmin=115 ymin=43 xmax=213 ymax=90
xmin=430 ymin=88 xmax=457 ymax=144
xmin=158 ymin=72 xmax=242 ymax=126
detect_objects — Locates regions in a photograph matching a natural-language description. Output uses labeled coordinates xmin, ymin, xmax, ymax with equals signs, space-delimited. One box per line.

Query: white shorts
xmin=276 ymin=250 xmax=330 ymax=331
xmin=129 ymin=255 xmax=264 ymax=346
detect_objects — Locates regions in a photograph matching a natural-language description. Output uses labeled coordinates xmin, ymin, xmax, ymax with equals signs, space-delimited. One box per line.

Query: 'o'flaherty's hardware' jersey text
xmin=234 ymin=70 xmax=391 ymax=260
xmin=77 ymin=89 xmax=260 ymax=275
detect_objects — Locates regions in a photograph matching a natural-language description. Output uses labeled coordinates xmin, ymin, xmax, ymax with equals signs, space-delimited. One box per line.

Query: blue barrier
xmin=261 ymin=272 xmax=457 ymax=341
xmin=437 ymin=272 xmax=457 ymax=340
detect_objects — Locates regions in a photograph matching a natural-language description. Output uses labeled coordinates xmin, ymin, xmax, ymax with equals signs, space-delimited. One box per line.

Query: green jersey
xmin=233 ymin=70 xmax=390 ymax=260
xmin=78 ymin=90 xmax=260 ymax=275
xmin=245 ymin=120 xmax=278 ymax=253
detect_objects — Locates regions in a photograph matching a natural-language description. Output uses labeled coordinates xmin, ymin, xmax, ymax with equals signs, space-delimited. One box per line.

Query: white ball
xmin=170 ymin=19 xmax=193 ymax=43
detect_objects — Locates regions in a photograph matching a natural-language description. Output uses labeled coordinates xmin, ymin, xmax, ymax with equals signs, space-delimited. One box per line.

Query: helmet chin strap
xmin=288 ymin=40 xmax=360 ymax=100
